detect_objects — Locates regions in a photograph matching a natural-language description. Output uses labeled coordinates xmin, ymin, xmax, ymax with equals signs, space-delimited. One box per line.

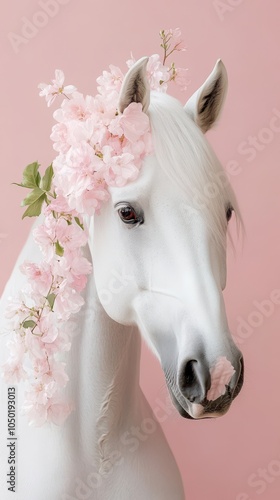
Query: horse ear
xmin=119 ymin=57 xmax=150 ymax=114
xmin=184 ymin=59 xmax=228 ymax=133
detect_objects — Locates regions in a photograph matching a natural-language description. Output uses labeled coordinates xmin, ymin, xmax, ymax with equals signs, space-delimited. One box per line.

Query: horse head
xmin=92 ymin=57 xmax=244 ymax=420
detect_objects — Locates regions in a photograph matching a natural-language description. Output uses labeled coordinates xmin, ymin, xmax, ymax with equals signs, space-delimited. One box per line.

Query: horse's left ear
xmin=184 ymin=59 xmax=228 ymax=133
xmin=119 ymin=56 xmax=150 ymax=114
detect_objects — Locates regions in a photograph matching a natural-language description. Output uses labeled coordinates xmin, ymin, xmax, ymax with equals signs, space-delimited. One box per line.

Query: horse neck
xmin=68 ymin=257 xmax=142 ymax=467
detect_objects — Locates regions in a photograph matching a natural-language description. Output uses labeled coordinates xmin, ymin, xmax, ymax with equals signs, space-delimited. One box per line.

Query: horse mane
xmin=148 ymin=91 xmax=242 ymax=249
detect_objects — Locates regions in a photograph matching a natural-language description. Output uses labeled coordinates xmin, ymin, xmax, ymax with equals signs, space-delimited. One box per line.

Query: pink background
xmin=1 ymin=1 xmax=280 ymax=499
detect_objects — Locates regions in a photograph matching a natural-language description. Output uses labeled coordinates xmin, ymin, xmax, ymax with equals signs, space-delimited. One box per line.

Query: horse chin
xmin=167 ymin=385 xmax=232 ymax=420
xmin=167 ymin=386 xmax=196 ymax=420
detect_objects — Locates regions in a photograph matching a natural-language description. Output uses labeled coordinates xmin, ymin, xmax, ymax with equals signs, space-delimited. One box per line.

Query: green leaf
xmin=21 ymin=162 xmax=41 ymax=189
xmin=36 ymin=171 xmax=41 ymax=187
xmin=21 ymin=188 xmax=46 ymax=219
xmin=74 ymin=216 xmax=84 ymax=230
xmin=55 ymin=241 xmax=64 ymax=257
xmin=22 ymin=200 xmax=45 ymax=219
xmin=22 ymin=320 xmax=37 ymax=329
xmin=46 ymin=293 xmax=56 ymax=311
xmin=21 ymin=187 xmax=45 ymax=207
xmin=40 ymin=164 xmax=54 ymax=192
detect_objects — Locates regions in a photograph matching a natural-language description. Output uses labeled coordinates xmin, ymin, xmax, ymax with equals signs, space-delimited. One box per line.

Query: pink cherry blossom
xmin=207 ymin=357 xmax=236 ymax=401
xmin=47 ymin=399 xmax=74 ymax=425
xmin=32 ymin=315 xmax=59 ymax=344
xmin=33 ymin=216 xmax=57 ymax=261
xmin=22 ymin=380 xmax=72 ymax=426
xmin=66 ymin=140 xmax=96 ymax=172
xmin=47 ymin=361 xmax=69 ymax=388
xmin=38 ymin=69 xmax=76 ymax=107
xmin=126 ymin=53 xmax=170 ymax=92
xmin=165 ymin=28 xmax=186 ymax=52
xmin=20 ymin=262 xmax=53 ymax=295
xmin=75 ymin=184 xmax=110 ymax=215
xmin=147 ymin=54 xmax=170 ymax=91
xmin=26 ymin=380 xmax=57 ymax=405
xmin=2 ymin=358 xmax=27 ymax=384
xmin=118 ymin=102 xmax=150 ymax=143
xmin=4 ymin=294 xmax=32 ymax=331
xmin=104 ymin=153 xmax=139 ymax=187
xmin=173 ymin=67 xmax=190 ymax=91
xmin=126 ymin=53 xmax=135 ymax=69
xmin=54 ymin=286 xmax=85 ymax=319
xmin=96 ymin=65 xmax=124 ymax=95
xmin=24 ymin=330 xmax=47 ymax=361
xmin=53 ymin=93 xmax=95 ymax=122
xmin=50 ymin=123 xmax=70 ymax=154
xmin=45 ymin=195 xmax=78 ymax=216
xmin=22 ymin=400 xmax=48 ymax=427
xmin=55 ymin=218 xmax=88 ymax=251
xmin=23 ymin=396 xmax=73 ymax=426
xmin=34 ymin=358 xmax=69 ymax=388
xmin=66 ymin=255 xmax=92 ymax=291
xmin=66 ymin=120 xmax=95 ymax=148
xmin=108 ymin=103 xmax=150 ymax=142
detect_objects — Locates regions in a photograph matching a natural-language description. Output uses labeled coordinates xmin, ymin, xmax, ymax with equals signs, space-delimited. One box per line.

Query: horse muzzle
xmin=166 ymin=356 xmax=244 ymax=420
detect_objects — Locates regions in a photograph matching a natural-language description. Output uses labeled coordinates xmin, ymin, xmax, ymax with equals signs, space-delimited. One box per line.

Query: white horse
xmin=0 ymin=57 xmax=244 ymax=500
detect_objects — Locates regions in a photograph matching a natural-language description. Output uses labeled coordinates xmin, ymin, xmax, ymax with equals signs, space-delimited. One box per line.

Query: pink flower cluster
xmin=3 ymin=212 xmax=92 ymax=425
xmin=3 ymin=29 xmax=189 ymax=426
xmin=51 ymin=89 xmax=152 ymax=214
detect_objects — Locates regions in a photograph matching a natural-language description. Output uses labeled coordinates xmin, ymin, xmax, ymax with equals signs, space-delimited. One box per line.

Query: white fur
xmin=0 ymin=60 xmax=242 ymax=499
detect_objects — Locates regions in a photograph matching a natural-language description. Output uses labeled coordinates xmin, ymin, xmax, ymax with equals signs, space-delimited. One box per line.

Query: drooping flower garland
xmin=2 ymin=29 xmax=189 ymax=426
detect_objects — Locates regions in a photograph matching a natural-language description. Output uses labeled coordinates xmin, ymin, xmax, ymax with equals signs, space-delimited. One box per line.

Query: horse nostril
xmin=179 ymin=359 xmax=211 ymax=404
xmin=184 ymin=360 xmax=197 ymax=386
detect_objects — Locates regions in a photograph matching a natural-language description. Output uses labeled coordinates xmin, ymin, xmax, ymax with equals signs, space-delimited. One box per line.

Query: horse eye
xmin=119 ymin=206 xmax=137 ymax=221
xmin=117 ymin=205 xmax=143 ymax=225
xmin=226 ymin=205 xmax=233 ymax=223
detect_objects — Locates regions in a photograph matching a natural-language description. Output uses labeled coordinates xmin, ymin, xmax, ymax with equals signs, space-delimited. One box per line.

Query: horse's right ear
xmin=119 ymin=57 xmax=150 ymax=114
xmin=184 ymin=59 xmax=228 ymax=133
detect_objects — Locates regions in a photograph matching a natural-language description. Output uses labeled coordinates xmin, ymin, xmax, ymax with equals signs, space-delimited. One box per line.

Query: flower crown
xmin=2 ymin=29 xmax=189 ymax=426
